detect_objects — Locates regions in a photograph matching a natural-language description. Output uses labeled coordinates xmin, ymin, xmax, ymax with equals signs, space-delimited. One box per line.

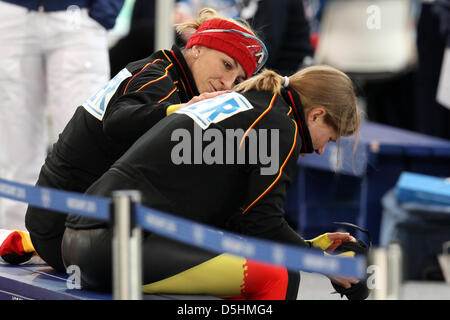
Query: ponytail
xmin=234 ymin=69 xmax=288 ymax=95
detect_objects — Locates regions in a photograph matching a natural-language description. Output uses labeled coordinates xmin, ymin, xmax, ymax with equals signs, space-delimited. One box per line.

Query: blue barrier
xmin=136 ymin=205 xmax=366 ymax=278
xmin=0 ymin=177 xmax=367 ymax=280
xmin=0 ymin=178 xmax=110 ymax=221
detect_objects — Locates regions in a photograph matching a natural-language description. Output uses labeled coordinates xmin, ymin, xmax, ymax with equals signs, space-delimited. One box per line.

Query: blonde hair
xmin=175 ymin=8 xmax=257 ymax=39
xmin=235 ymin=66 xmax=361 ymax=167
xmin=235 ymin=66 xmax=360 ymax=138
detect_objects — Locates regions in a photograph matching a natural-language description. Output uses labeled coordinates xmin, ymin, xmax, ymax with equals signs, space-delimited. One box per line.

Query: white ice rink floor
xmin=298 ymin=271 xmax=450 ymax=300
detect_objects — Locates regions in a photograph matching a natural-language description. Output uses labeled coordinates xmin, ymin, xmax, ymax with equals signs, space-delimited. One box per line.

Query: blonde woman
xmin=23 ymin=8 xmax=267 ymax=273
xmin=63 ymin=65 xmax=367 ymax=300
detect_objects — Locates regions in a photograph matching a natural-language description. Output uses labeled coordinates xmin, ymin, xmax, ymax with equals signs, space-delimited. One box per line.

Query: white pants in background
xmin=0 ymin=2 xmax=110 ymax=230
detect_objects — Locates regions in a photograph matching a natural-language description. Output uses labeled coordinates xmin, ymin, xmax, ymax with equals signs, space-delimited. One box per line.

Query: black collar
xmin=165 ymin=45 xmax=200 ymax=100
xmin=280 ymin=88 xmax=314 ymax=154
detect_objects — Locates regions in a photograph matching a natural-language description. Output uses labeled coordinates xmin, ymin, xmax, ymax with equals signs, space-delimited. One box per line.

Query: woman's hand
xmin=325 ymin=232 xmax=360 ymax=289
xmin=166 ymin=90 xmax=231 ymax=115
xmin=325 ymin=232 xmax=356 ymax=253
xmin=307 ymin=232 xmax=356 ymax=252
xmin=185 ymin=90 xmax=231 ymax=106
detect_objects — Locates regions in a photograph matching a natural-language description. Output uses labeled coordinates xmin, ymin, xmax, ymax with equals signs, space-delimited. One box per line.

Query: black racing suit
xmin=25 ymin=46 xmax=199 ymax=272
xmin=63 ymin=88 xmax=315 ymax=294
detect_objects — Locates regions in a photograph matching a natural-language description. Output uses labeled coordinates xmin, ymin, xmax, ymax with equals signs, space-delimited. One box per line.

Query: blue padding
xmin=0 ymin=264 xmax=221 ymax=300
xmin=298 ymin=121 xmax=450 ymax=176
xmin=0 ymin=264 xmax=111 ymax=300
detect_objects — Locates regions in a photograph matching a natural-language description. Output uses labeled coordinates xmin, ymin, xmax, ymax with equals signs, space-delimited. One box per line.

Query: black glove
xmin=334 ymin=239 xmax=369 ymax=254
xmin=330 ymin=222 xmax=371 ymax=300
xmin=331 ymin=277 xmax=370 ymax=300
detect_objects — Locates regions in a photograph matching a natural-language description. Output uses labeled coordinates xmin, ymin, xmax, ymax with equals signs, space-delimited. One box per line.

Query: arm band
xmin=166 ymin=104 xmax=182 ymax=115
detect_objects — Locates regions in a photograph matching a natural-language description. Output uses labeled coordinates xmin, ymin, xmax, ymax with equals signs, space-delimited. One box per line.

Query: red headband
xmin=186 ymin=19 xmax=266 ymax=79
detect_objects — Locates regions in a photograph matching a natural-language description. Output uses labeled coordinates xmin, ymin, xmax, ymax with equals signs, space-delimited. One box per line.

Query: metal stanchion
xmin=369 ymin=244 xmax=403 ymax=300
xmin=369 ymin=247 xmax=388 ymax=300
xmin=155 ymin=0 xmax=175 ymax=50
xmin=387 ymin=242 xmax=403 ymax=300
xmin=112 ymin=190 xmax=142 ymax=300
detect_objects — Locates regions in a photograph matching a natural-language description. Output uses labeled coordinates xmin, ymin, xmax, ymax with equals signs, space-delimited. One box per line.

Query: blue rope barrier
xmin=0 ymin=178 xmax=110 ymax=221
xmin=135 ymin=204 xmax=367 ymax=278
xmin=0 ymin=177 xmax=367 ymax=278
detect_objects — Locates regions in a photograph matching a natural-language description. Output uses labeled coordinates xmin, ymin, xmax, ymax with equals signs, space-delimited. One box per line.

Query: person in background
xmin=413 ymin=0 xmax=450 ymax=140
xmin=0 ymin=0 xmax=125 ymax=230
xmin=239 ymin=0 xmax=315 ymax=76
xmin=62 ymin=65 xmax=369 ymax=300
xmin=175 ymin=0 xmax=241 ymax=22
xmin=109 ymin=0 xmax=157 ymax=77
